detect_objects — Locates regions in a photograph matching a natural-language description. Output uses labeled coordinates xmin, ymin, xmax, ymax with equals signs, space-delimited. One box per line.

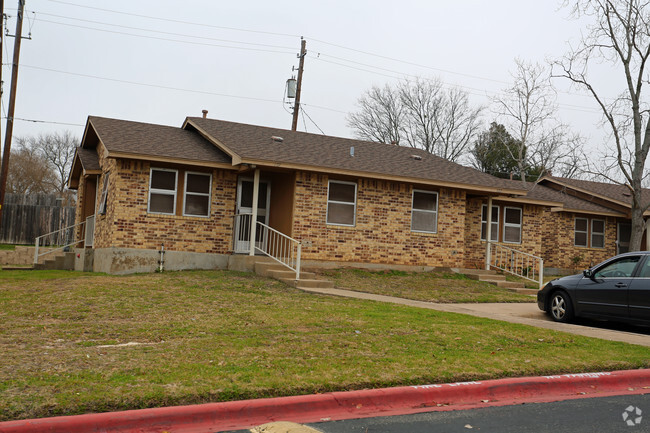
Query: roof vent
xmin=202 ymin=109 xmax=208 ymax=119
xmin=411 ymin=154 xmax=422 ymax=161
xmin=271 ymin=136 xmax=284 ymax=143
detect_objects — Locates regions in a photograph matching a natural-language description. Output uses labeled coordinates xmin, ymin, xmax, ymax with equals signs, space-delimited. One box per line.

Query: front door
xmin=618 ymin=223 xmax=631 ymax=254
xmin=234 ymin=178 xmax=271 ymax=253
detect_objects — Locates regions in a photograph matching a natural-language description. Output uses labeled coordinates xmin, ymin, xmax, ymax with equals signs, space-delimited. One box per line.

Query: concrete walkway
xmin=298 ymin=286 xmax=650 ymax=347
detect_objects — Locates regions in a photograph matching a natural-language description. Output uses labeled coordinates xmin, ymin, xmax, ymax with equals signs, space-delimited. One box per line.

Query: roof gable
xmin=86 ymin=116 xmax=232 ymax=166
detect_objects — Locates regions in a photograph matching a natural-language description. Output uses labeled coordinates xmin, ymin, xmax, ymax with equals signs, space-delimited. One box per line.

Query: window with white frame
xmin=148 ymin=168 xmax=178 ymax=214
xmin=574 ymin=217 xmax=588 ymax=247
xmin=411 ymin=190 xmax=438 ymax=233
xmin=503 ymin=207 xmax=522 ymax=244
xmin=183 ymin=172 xmax=211 ymax=217
xmin=327 ymin=180 xmax=357 ymax=226
xmin=480 ymin=204 xmax=499 ymax=241
xmin=591 ymin=219 xmax=605 ymax=248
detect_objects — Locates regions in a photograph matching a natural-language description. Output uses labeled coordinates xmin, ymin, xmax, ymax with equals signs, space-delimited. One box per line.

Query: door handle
xmin=614 ymin=283 xmax=627 ymax=288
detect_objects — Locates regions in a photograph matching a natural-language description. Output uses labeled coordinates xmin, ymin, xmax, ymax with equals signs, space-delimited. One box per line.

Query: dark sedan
xmin=538 ymin=252 xmax=650 ymax=325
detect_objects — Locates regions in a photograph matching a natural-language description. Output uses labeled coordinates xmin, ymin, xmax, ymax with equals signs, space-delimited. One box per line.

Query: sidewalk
xmin=297 ymin=286 xmax=650 ymax=347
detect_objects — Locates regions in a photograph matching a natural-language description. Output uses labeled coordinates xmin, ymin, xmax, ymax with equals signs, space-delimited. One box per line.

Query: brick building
xmin=67 ymin=115 xmax=647 ymax=275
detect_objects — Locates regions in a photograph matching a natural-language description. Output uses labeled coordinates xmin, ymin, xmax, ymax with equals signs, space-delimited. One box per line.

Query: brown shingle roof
xmin=526 ymin=183 xmax=623 ymax=214
xmin=88 ymin=116 xmax=231 ymax=165
xmin=185 ymin=117 xmax=526 ymax=193
xmin=544 ymin=176 xmax=650 ymax=207
xmin=77 ymin=147 xmax=100 ymax=171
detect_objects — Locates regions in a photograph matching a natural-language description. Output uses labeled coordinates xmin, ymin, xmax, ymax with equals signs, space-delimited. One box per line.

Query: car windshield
xmin=593 ymin=256 xmax=640 ymax=278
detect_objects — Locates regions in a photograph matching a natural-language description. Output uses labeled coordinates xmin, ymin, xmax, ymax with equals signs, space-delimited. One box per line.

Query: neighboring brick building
xmin=67 ymin=115 xmax=649 ymax=275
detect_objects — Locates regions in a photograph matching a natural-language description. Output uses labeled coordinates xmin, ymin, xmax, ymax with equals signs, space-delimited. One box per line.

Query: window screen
xmin=184 ymin=172 xmax=211 ymax=217
xmin=148 ymin=169 xmax=177 ymax=214
xmin=574 ymin=218 xmax=588 ymax=247
xmin=327 ymin=181 xmax=356 ymax=225
xmin=481 ymin=204 xmax=499 ymax=241
xmin=503 ymin=207 xmax=522 ymax=243
xmin=591 ymin=219 xmax=605 ymax=248
xmin=411 ymin=191 xmax=438 ymax=233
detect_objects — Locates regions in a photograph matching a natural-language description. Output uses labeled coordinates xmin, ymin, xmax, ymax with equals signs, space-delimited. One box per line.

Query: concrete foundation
xmin=62 ymin=248 xmax=481 ymax=276
xmin=74 ymin=248 xmax=94 ymax=272
xmin=301 ymin=258 xmax=450 ymax=273
xmin=92 ymin=247 xmax=229 ymax=275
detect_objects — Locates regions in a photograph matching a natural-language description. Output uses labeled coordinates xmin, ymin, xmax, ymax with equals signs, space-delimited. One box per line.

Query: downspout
xmin=485 ymin=196 xmax=493 ymax=271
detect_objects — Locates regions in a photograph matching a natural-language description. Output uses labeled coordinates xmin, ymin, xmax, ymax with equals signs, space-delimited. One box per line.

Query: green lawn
xmin=319 ymin=268 xmax=535 ymax=302
xmin=1 ymin=270 xmax=648 ymax=421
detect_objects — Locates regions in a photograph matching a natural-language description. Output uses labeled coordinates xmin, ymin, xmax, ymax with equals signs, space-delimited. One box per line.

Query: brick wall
xmin=91 ymin=151 xmax=237 ymax=254
xmin=291 ymin=172 xmax=466 ymax=267
xmin=464 ymin=198 xmax=544 ymax=269
xmin=543 ymin=212 xmax=616 ymax=271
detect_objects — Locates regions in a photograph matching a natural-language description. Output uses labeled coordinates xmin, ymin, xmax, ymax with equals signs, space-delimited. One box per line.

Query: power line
xmin=311 ymin=56 xmax=601 ymax=114
xmin=44 ymin=0 xmax=300 ymax=38
xmin=31 ymin=10 xmax=296 ymax=51
xmin=301 ymin=106 xmax=326 ymax=134
xmin=40 ymin=1 xmax=600 ymax=106
xmin=35 ymin=18 xmax=296 ymax=55
xmin=309 ymin=37 xmax=510 ymax=86
xmin=21 ymin=64 xmax=285 ymax=104
xmin=4 ymin=116 xmax=84 ymax=126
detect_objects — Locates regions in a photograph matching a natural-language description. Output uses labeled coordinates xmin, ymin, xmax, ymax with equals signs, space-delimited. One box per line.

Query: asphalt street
xmin=303 ymin=393 xmax=650 ymax=433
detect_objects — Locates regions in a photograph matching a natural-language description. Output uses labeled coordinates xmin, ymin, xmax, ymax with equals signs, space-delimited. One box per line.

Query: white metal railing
xmin=488 ymin=242 xmax=544 ymax=289
xmin=232 ymin=213 xmax=302 ymax=280
xmin=34 ymin=216 xmax=94 ymax=264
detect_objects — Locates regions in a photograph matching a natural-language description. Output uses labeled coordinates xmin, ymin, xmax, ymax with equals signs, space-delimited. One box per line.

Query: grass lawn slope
xmin=319 ymin=268 xmax=534 ymax=303
xmin=0 ymin=270 xmax=648 ymax=421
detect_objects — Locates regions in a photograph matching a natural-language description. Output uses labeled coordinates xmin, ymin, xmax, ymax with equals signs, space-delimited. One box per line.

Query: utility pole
xmin=291 ymin=38 xmax=306 ymax=131
xmin=0 ymin=0 xmax=24 ymax=229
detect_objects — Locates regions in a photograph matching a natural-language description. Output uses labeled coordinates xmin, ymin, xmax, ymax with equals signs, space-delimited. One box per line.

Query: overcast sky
xmin=2 ymin=0 xmax=617 ymax=154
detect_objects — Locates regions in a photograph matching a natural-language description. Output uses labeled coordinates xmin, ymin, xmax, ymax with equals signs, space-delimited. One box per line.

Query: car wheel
xmin=549 ymin=291 xmax=574 ymax=323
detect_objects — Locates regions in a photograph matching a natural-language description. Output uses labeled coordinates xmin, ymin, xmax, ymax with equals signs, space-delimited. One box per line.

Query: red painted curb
xmin=2 ymin=369 xmax=650 ymax=433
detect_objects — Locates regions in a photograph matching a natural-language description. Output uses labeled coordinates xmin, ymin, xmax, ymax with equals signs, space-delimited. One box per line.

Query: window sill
xmin=326 ymin=222 xmax=356 ymax=228
xmin=411 ymin=230 xmax=438 ymax=235
xmin=147 ymin=212 xmax=211 ymax=220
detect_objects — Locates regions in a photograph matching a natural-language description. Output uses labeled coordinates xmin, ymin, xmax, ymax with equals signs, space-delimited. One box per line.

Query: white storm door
xmin=234 ymin=178 xmax=271 ymax=253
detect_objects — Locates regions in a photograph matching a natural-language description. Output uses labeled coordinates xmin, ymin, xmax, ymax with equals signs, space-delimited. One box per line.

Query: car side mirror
xmin=583 ymin=269 xmax=593 ymax=279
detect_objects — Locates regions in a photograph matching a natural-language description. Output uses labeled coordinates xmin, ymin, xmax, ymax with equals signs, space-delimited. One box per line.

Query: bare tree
xmin=2 ymin=145 xmax=56 ymax=194
xmin=494 ymin=59 xmax=583 ymax=184
xmin=552 ymin=0 xmax=650 ymax=251
xmin=17 ymin=131 xmax=78 ymax=195
xmin=347 ymin=77 xmax=483 ymax=162
xmin=346 ymin=84 xmax=404 ymax=146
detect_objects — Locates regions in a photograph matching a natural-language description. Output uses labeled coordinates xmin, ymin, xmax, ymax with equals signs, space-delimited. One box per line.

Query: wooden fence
xmin=0 ymin=194 xmax=76 ymax=245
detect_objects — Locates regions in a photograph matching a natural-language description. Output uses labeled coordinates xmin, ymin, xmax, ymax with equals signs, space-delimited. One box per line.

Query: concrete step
xmin=270 ymin=269 xmax=315 ymax=280
xmin=465 ymin=273 xmax=506 ymax=282
xmin=294 ymin=279 xmax=335 ymax=289
xmin=254 ymin=261 xmax=280 ymax=277
xmin=491 ymin=280 xmax=525 ymax=289
xmin=455 ymin=268 xmax=496 ymax=275
xmin=1 ymin=265 xmax=34 ymax=271
xmin=36 ymin=259 xmax=57 ymax=270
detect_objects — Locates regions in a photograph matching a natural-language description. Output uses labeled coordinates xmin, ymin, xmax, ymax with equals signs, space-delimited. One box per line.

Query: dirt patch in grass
xmin=319 ymin=268 xmax=535 ymax=303
xmin=1 ymin=270 xmax=648 ymax=421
